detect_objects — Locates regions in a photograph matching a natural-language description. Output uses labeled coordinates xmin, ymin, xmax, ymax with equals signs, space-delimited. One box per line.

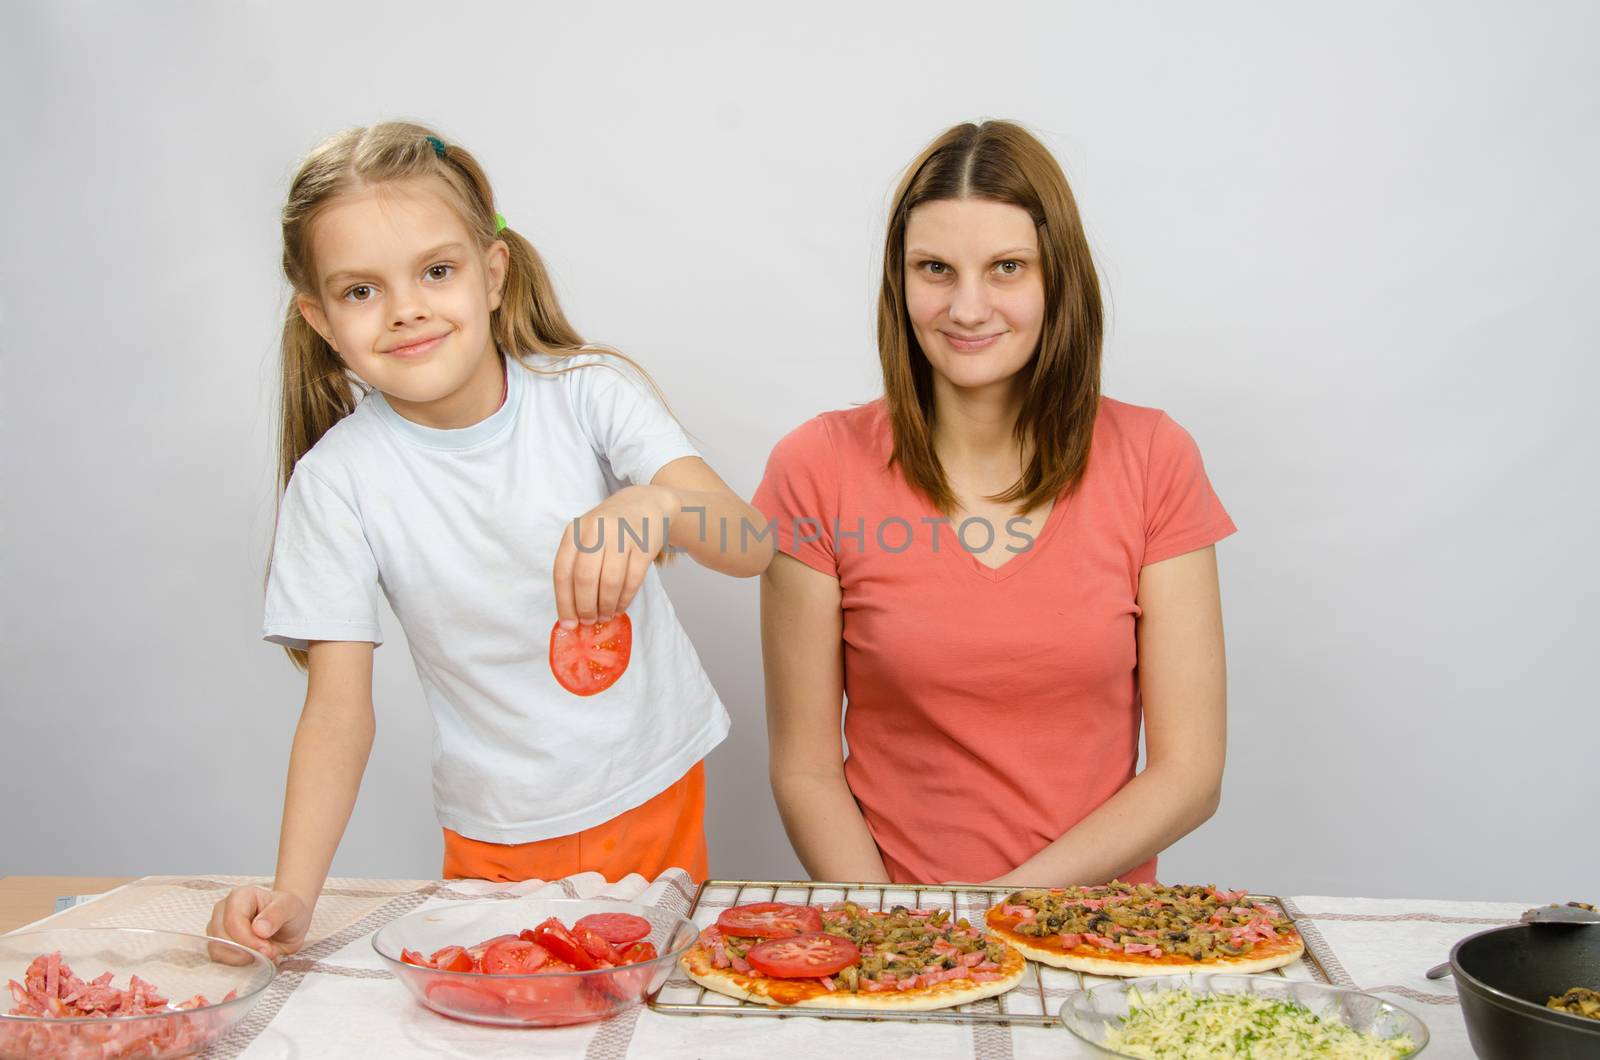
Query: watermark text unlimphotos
xmin=571 ymin=507 xmax=1037 ymax=556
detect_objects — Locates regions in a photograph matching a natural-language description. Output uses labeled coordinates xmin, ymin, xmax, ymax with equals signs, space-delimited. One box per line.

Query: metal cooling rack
xmin=648 ymin=879 xmax=1332 ymax=1026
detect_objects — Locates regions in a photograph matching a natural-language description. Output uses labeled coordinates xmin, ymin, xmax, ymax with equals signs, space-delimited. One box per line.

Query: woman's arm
xmin=208 ymin=640 xmax=376 ymax=960
xmin=554 ymin=456 xmax=772 ymax=625
xmin=762 ymin=553 xmax=890 ymax=883
xmin=987 ymin=546 xmax=1227 ymax=887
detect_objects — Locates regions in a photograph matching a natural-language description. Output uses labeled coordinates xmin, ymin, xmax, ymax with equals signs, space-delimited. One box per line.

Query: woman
xmin=753 ymin=121 xmax=1234 ymax=886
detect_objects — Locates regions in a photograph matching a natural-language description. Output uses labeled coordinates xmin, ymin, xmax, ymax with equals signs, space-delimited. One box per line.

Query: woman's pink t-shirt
xmin=752 ymin=397 xmax=1236 ymax=885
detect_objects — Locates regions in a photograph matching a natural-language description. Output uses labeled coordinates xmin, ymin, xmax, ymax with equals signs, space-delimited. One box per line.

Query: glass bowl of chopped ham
xmin=0 ymin=928 xmax=274 ymax=1059
xmin=372 ymin=899 xmax=698 ymax=1027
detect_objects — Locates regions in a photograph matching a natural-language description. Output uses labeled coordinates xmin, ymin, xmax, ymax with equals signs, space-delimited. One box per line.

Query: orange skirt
xmin=442 ymin=762 xmax=707 ymax=883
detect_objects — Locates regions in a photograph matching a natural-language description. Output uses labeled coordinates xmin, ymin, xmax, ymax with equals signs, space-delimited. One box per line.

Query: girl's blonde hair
xmin=877 ymin=120 xmax=1103 ymax=516
xmin=275 ymin=120 xmax=661 ymax=668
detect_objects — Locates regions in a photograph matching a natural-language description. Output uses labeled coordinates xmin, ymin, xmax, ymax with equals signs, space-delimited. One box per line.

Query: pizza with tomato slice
xmin=983 ymin=881 xmax=1305 ymax=976
xmin=681 ymin=901 xmax=1026 ymax=1011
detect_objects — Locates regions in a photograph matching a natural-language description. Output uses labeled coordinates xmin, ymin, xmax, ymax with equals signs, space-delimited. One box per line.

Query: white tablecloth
xmin=14 ymin=872 xmax=1525 ymax=1058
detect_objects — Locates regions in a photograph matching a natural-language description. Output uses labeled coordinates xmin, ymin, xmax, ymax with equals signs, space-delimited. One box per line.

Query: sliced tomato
xmin=531 ymin=918 xmax=600 ymax=970
xmin=549 ymin=614 xmax=633 ymax=696
xmin=745 ymin=933 xmax=860 ymax=979
xmin=428 ymin=945 xmax=475 ymax=973
xmin=481 ymin=938 xmax=550 ymax=975
xmin=716 ymin=902 xmax=824 ymax=939
xmin=400 ymin=948 xmax=431 ymax=968
xmin=619 ymin=941 xmax=658 ymax=965
xmin=573 ymin=912 xmax=652 ymax=946
xmin=466 ymin=933 xmax=519 ymax=963
xmin=425 ymin=977 xmax=505 ymax=1018
xmin=573 ymin=926 xmax=623 ymax=966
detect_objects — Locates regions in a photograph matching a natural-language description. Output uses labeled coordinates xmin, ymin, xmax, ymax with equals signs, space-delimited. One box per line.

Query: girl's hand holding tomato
xmin=553 ymin=484 xmax=676 ymax=627
xmin=549 ymin=485 xmax=674 ymax=696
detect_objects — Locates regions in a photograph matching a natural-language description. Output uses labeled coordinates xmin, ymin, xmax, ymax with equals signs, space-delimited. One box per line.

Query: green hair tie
xmin=425 ymin=135 xmax=446 ymax=158
xmin=494 ymin=212 xmax=507 ymax=233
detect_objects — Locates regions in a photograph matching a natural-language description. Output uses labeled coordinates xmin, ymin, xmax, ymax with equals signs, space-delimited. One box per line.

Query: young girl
xmin=209 ymin=122 xmax=768 ymax=962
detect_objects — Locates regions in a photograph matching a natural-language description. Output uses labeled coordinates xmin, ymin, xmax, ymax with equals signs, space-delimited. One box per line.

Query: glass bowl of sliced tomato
xmin=372 ymin=898 xmax=697 ymax=1027
xmin=0 ymin=928 xmax=275 ymax=1059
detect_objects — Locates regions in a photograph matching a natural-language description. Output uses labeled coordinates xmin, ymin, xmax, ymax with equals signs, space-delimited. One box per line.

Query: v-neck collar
xmin=924 ymin=491 xmax=1072 ymax=584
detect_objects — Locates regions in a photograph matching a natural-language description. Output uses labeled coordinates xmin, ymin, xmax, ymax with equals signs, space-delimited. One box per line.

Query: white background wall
xmin=3 ymin=1 xmax=1595 ymax=903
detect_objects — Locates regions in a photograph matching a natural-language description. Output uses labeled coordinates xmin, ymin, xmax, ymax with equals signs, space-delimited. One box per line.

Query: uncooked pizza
xmin=682 ymin=901 xmax=1026 ymax=1010
xmin=984 ymin=882 xmax=1305 ymax=976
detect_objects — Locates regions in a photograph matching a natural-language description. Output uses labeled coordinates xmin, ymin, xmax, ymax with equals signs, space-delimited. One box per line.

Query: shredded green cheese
xmin=1099 ymin=986 xmax=1416 ymax=1059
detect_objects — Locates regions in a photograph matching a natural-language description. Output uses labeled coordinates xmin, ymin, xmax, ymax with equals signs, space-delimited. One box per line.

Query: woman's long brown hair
xmin=877 ymin=120 xmax=1103 ymax=515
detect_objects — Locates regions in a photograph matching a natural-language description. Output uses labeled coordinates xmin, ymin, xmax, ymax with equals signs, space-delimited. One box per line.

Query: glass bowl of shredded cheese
xmin=1060 ymin=974 xmax=1428 ymax=1058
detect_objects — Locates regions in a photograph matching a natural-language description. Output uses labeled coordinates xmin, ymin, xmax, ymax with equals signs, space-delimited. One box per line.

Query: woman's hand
xmin=206 ymin=886 xmax=311 ymax=964
xmin=553 ymin=484 xmax=674 ymax=626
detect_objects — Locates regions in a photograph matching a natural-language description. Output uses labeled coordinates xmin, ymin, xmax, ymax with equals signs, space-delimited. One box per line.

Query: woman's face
xmin=903 ymin=198 xmax=1045 ymax=399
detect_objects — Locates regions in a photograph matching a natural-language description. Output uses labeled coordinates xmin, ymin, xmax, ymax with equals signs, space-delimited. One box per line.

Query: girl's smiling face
xmin=903 ymin=198 xmax=1045 ymax=399
xmin=297 ymin=177 xmax=508 ymax=428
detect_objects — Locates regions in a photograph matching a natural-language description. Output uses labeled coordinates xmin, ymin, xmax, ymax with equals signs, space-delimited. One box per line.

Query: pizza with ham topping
xmin=984 ymin=881 xmax=1305 ymax=976
xmin=681 ymin=901 xmax=1026 ymax=1010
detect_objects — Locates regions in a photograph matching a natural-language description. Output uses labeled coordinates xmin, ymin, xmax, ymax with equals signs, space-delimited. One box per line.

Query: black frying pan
xmin=1448 ymin=923 xmax=1600 ymax=1058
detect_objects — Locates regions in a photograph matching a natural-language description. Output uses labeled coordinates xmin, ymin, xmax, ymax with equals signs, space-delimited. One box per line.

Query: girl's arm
xmin=983 ymin=546 xmax=1228 ymax=887
xmin=762 ymin=553 xmax=890 ymax=883
xmin=651 ymin=456 xmax=771 ymax=577
xmin=554 ymin=456 xmax=772 ymax=625
xmin=208 ymin=641 xmax=376 ymax=960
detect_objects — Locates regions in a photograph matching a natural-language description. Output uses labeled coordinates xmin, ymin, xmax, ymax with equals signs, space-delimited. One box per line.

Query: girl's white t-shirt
xmin=263 ymin=352 xmax=730 ymax=844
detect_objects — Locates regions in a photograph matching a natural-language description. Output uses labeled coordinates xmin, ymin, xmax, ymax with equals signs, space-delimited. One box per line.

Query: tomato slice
xmin=573 ymin=912 xmax=652 ymax=946
xmin=716 ymin=902 xmax=824 ymax=939
xmin=549 ymin=614 xmax=633 ymax=696
xmin=745 ymin=933 xmax=860 ymax=979
xmin=480 ymin=939 xmax=550 ymax=975
xmin=495 ymin=974 xmax=588 ymax=1023
xmin=428 ymin=945 xmax=475 ymax=973
xmin=619 ymin=941 xmax=658 ymax=965
xmin=531 ymin=918 xmax=599 ymax=970
xmin=425 ymin=978 xmax=506 ymax=1018
xmin=400 ymin=948 xmax=430 ymax=968
xmin=573 ymin=927 xmax=622 ymax=966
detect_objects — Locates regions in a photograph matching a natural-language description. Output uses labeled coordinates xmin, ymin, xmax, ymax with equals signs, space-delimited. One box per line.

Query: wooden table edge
xmin=0 ymin=876 xmax=139 ymax=934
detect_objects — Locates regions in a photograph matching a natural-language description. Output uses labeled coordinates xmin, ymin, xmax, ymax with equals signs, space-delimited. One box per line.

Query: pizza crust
xmin=680 ymin=942 xmax=1027 ymax=1011
xmin=987 ymin=920 xmax=1305 ymax=977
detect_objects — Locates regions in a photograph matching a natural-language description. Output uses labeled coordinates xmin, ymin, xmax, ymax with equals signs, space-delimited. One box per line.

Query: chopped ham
xmin=3 ymin=952 xmax=239 ymax=1059
xmin=1000 ymin=904 xmax=1036 ymax=919
xmin=1059 ymin=932 xmax=1083 ymax=949
xmin=817 ymin=977 xmax=836 ymax=991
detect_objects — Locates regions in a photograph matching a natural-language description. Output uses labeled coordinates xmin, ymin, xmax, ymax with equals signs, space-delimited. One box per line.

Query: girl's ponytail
xmin=277 ymin=308 xmax=362 ymax=496
xmin=493 ymin=227 xmax=584 ymax=357
xmin=273 ymin=307 xmax=363 ymax=669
